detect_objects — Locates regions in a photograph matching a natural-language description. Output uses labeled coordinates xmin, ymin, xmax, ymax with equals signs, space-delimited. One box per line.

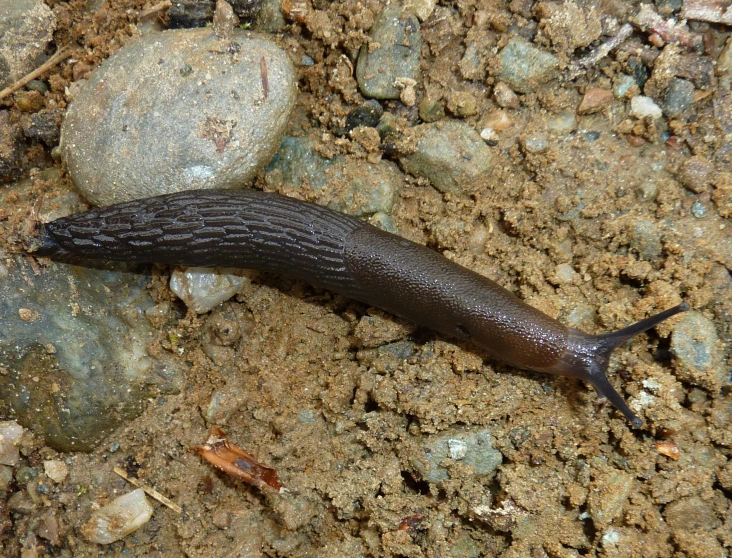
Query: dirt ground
xmin=0 ymin=0 xmax=730 ymax=556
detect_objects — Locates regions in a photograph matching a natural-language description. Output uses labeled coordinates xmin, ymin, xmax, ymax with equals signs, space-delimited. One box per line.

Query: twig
xmin=631 ymin=4 xmax=704 ymax=49
xmin=681 ymin=0 xmax=732 ymax=25
xmin=139 ymin=0 xmax=172 ymax=19
xmin=566 ymin=23 xmax=633 ymax=79
xmin=113 ymin=466 xmax=183 ymax=513
xmin=0 ymin=47 xmax=73 ymax=101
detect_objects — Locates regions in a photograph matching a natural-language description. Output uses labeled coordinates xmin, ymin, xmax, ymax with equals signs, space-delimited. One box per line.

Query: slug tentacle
xmin=544 ymin=302 xmax=690 ymax=426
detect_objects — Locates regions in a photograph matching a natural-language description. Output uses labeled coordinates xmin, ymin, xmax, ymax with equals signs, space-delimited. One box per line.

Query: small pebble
xmin=497 ymin=38 xmax=560 ymax=94
xmin=661 ymin=78 xmax=695 ymax=118
xmin=691 ymin=200 xmax=707 ymax=218
xmin=676 ymin=155 xmax=714 ymax=193
xmin=671 ymin=311 xmax=726 ymax=390
xmin=481 ymin=110 xmax=512 ymax=132
xmin=82 ymin=489 xmax=154 ymax=544
xmin=43 ymin=460 xmax=69 ymax=483
xmin=584 ymin=131 xmax=601 ymax=141
xmin=577 ymin=88 xmax=612 ymax=114
xmin=0 ymin=0 xmax=55 ymax=89
xmin=493 ymin=82 xmax=519 ymax=109
xmin=546 ymin=110 xmax=577 ymax=133
xmin=414 ymin=428 xmax=502 ymax=483
xmin=630 ymin=95 xmax=663 ymax=119
xmin=0 ymin=421 xmax=24 ymax=466
xmin=447 ymin=91 xmax=478 ymax=117
xmin=169 ymin=267 xmax=253 ymax=314
xmin=418 ymin=97 xmax=445 ymax=123
xmin=356 ymin=6 xmax=421 ymax=99
xmin=717 ymin=38 xmax=732 ymax=77
xmin=399 ymin=120 xmax=492 ymax=195
xmin=480 ymin=127 xmax=498 ymax=143
xmin=613 ymin=74 xmax=637 ymax=98
xmin=344 ymin=100 xmax=383 ymax=134
xmin=521 ymin=133 xmax=549 ymax=154
xmin=402 ymin=0 xmax=436 ymax=21
xmin=554 ymin=263 xmax=577 ymax=284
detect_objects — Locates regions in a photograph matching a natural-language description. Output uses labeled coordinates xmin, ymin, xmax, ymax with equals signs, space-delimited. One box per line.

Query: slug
xmin=31 ymin=189 xmax=689 ymax=426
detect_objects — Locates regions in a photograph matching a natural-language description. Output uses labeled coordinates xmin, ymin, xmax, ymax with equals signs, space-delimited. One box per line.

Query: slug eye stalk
xmin=546 ymin=302 xmax=690 ymax=427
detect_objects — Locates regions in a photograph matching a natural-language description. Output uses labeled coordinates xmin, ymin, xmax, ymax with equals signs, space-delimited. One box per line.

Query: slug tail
xmin=546 ymin=303 xmax=690 ymax=427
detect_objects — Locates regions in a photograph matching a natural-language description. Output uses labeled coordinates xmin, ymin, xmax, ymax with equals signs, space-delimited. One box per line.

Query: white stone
xmin=170 ymin=267 xmax=254 ymax=314
xmin=630 ymin=95 xmax=663 ymax=119
xmin=82 ymin=489 xmax=154 ymax=545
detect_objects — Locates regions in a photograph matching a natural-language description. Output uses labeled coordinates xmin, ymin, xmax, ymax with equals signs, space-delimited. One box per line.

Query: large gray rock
xmin=356 ymin=6 xmax=421 ymax=99
xmin=0 ymin=0 xmax=55 ymax=88
xmin=0 ymin=253 xmax=182 ymax=452
xmin=61 ymin=29 xmax=296 ymax=206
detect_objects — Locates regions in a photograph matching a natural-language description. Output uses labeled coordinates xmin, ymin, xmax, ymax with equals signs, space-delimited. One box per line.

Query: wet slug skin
xmin=31 ymin=189 xmax=689 ymax=427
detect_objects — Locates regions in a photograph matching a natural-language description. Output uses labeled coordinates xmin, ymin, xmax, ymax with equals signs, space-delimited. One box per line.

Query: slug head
xmin=545 ymin=303 xmax=690 ymax=427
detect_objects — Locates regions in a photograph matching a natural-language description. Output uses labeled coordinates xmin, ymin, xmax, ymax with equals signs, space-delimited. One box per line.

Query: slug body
xmin=33 ymin=189 xmax=688 ymax=426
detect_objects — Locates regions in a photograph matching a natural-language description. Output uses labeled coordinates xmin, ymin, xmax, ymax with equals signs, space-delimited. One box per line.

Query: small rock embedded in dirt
xmin=0 ymin=0 xmax=56 ymax=88
xmin=413 ymin=427 xmax=502 ymax=484
xmin=43 ymin=460 xmax=69 ymax=483
xmin=60 ymin=29 xmax=296 ymax=206
xmin=447 ymin=91 xmax=478 ymax=117
xmin=169 ymin=267 xmax=253 ymax=314
xmin=676 ymin=155 xmax=714 ymax=193
xmin=613 ymin=74 xmax=637 ymax=99
xmin=20 ymin=108 xmax=64 ymax=146
xmin=399 ymin=120 xmax=492 ymax=195
xmin=718 ymin=38 xmax=732 ymax=77
xmin=493 ymin=82 xmax=519 ymax=109
xmin=343 ymin=100 xmax=383 ymax=134
xmin=664 ymin=496 xmax=721 ymax=532
xmin=661 ymin=78 xmax=695 ymax=118
xmin=496 ymin=38 xmax=560 ymax=94
xmin=631 ymin=219 xmax=662 ymax=260
xmin=546 ymin=110 xmax=576 ymax=133
xmin=356 ymin=6 xmax=421 ymax=100
xmin=534 ymin=0 xmax=602 ymax=53
xmin=577 ymin=88 xmax=613 ymax=114
xmin=418 ymin=97 xmax=445 ymax=122
xmin=82 ymin=489 xmax=154 ymax=544
xmin=629 ymin=95 xmax=663 ymax=119
xmin=169 ymin=0 xmax=264 ymax=29
xmin=0 ymin=421 xmax=23 ymax=466
xmin=265 ymin=133 xmax=401 ymax=217
xmin=670 ymin=311 xmax=726 ymax=390
xmin=587 ymin=468 xmax=633 ymax=526
xmin=521 ymin=132 xmax=549 ymax=154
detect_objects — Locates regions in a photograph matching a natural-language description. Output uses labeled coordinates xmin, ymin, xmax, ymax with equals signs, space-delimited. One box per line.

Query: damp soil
xmin=0 ymin=0 xmax=730 ymax=556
